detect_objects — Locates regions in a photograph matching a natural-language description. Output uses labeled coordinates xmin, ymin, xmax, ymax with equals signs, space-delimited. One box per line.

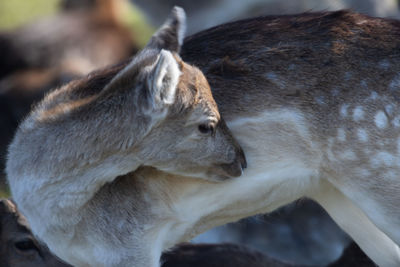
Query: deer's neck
xmin=138 ymin=107 xmax=322 ymax=254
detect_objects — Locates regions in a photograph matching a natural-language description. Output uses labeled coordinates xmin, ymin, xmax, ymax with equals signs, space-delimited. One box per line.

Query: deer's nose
xmin=220 ymin=147 xmax=247 ymax=178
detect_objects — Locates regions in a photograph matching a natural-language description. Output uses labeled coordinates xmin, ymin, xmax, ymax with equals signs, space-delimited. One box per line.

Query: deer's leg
xmin=328 ymin=173 xmax=400 ymax=249
xmin=310 ymin=180 xmax=400 ymax=267
xmin=348 ymin=182 xmax=400 ymax=249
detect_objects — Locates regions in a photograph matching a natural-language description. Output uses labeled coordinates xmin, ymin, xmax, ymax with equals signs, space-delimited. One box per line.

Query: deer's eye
xmin=14 ymin=238 xmax=39 ymax=253
xmin=198 ymin=123 xmax=215 ymax=135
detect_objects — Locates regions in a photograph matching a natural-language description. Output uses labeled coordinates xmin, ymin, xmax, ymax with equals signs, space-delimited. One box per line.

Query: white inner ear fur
xmin=151 ymin=50 xmax=181 ymax=106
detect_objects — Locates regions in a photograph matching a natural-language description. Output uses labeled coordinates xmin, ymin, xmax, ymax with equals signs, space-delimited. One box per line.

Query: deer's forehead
xmin=193 ymin=68 xmax=218 ymax=112
xmin=178 ymin=61 xmax=219 ymax=113
xmin=186 ymin=107 xmax=219 ymax=126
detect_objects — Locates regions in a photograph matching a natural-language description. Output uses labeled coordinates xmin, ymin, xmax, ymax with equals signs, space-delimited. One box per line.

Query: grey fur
xmin=5 ymin=7 xmax=245 ymax=267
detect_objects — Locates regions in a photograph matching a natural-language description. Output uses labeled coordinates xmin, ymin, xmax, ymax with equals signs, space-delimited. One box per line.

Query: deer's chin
xmin=203 ymin=165 xmax=244 ymax=181
xmin=205 ymin=173 xmax=233 ymax=182
xmin=153 ymin=164 xmax=243 ymax=182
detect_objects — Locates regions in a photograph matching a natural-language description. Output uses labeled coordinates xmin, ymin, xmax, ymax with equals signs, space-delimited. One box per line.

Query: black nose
xmin=218 ymin=147 xmax=247 ymax=178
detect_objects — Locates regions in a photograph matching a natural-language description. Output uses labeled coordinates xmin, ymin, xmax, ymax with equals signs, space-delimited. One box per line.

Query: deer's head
xmin=98 ymin=7 xmax=246 ymax=180
xmin=0 ymin=199 xmax=70 ymax=267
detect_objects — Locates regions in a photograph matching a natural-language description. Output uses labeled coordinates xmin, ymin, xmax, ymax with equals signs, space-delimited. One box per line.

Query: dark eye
xmin=14 ymin=238 xmax=38 ymax=253
xmin=198 ymin=124 xmax=215 ymax=135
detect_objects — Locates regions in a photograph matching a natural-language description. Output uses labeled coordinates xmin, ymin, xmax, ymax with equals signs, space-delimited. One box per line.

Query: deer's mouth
xmin=207 ymin=151 xmax=247 ymax=181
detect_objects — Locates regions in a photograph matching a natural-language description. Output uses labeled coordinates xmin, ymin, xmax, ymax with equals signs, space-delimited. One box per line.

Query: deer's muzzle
xmin=212 ymin=147 xmax=247 ymax=180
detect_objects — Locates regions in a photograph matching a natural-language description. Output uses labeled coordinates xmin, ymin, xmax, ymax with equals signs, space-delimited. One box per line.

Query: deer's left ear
xmin=147 ymin=49 xmax=181 ymax=109
xmin=146 ymin=6 xmax=186 ymax=53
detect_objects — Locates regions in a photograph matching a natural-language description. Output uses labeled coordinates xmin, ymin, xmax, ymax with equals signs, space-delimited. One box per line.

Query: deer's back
xmin=182 ymin=10 xmax=400 ymax=120
xmin=182 ymin=10 xmax=400 ymax=192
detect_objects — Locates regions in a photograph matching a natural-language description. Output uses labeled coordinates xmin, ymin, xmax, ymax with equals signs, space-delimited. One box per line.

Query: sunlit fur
xmin=6 ymin=7 xmax=245 ymax=266
xmin=123 ymin=10 xmax=400 ymax=267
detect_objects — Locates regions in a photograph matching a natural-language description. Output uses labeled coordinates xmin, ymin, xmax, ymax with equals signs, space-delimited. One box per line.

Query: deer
xmin=53 ymin=9 xmax=400 ymax=267
xmin=0 ymin=196 xmax=374 ymax=267
xmin=5 ymin=7 xmax=246 ymax=267
xmin=0 ymin=199 xmax=71 ymax=267
xmin=131 ymin=0 xmax=399 ymax=35
xmin=7 ymin=7 xmax=400 ymax=267
xmin=0 ymin=197 xmax=373 ymax=267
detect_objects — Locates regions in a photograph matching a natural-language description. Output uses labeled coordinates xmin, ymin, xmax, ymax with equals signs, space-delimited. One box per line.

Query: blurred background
xmin=0 ymin=0 xmax=398 ymax=265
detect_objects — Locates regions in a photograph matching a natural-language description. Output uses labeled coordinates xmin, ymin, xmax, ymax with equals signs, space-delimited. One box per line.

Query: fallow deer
xmin=5 ymin=7 xmax=246 ymax=267
xmin=0 ymin=197 xmax=373 ymax=267
xmin=79 ymin=10 xmax=400 ymax=267
xmin=0 ymin=199 xmax=70 ymax=267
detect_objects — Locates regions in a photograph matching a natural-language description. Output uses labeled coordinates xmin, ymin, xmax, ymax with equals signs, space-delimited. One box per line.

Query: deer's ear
xmin=147 ymin=50 xmax=181 ymax=109
xmin=145 ymin=6 xmax=186 ymax=53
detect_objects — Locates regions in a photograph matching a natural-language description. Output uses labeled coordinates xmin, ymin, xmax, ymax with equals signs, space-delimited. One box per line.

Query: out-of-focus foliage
xmin=0 ymin=0 xmax=153 ymax=198
xmin=0 ymin=0 xmax=153 ymax=49
xmin=0 ymin=188 xmax=9 ymax=198
xmin=118 ymin=0 xmax=154 ymax=48
xmin=0 ymin=0 xmax=59 ymax=30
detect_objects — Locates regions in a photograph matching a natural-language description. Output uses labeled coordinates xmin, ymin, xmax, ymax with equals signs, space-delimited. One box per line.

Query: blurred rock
xmin=162 ymin=243 xmax=296 ymax=267
xmin=0 ymin=199 xmax=71 ymax=267
xmin=162 ymin=242 xmax=375 ymax=267
xmin=0 ymin=198 xmax=373 ymax=267
xmin=193 ymin=199 xmax=350 ymax=266
xmin=329 ymin=242 xmax=377 ymax=267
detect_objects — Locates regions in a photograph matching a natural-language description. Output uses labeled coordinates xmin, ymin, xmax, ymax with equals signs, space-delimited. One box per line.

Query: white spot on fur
xmin=326 ymin=138 xmax=335 ymax=162
xmin=383 ymin=170 xmax=398 ymax=182
xmin=337 ymin=128 xmax=346 ymax=142
xmin=393 ymin=116 xmax=400 ymax=128
xmin=375 ymin=111 xmax=388 ymax=129
xmin=331 ymin=88 xmax=340 ymax=96
xmin=385 ymin=104 xmax=394 ymax=116
xmin=379 ymin=59 xmax=391 ymax=70
xmin=265 ymin=72 xmax=285 ymax=88
xmin=357 ymin=128 xmax=368 ymax=142
xmin=340 ymin=104 xmax=348 ymax=118
xmin=360 ymin=80 xmax=368 ymax=88
xmin=377 ymin=140 xmax=386 ymax=148
xmin=389 ymin=74 xmax=400 ymax=91
xmin=355 ymin=167 xmax=371 ymax=177
xmin=315 ymin=96 xmax=325 ymax=106
xmin=339 ymin=150 xmax=357 ymax=161
xmin=371 ymin=151 xmax=396 ymax=168
xmin=344 ymin=72 xmax=352 ymax=81
xmin=353 ymin=106 xmax=364 ymax=122
xmin=368 ymin=91 xmax=379 ymax=101
xmin=397 ymin=137 xmax=400 ymax=155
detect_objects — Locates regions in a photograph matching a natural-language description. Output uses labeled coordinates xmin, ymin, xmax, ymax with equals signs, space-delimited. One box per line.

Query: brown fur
xmin=123 ymin=10 xmax=400 ymax=266
xmin=182 ymin=10 xmax=400 ymax=119
xmin=5 ymin=8 xmax=246 ymax=266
